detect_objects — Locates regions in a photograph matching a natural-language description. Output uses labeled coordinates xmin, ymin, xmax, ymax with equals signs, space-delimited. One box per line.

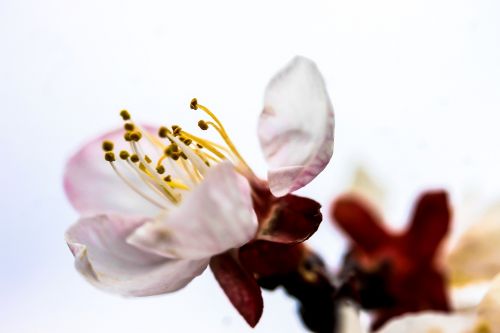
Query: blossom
xmin=374 ymin=272 xmax=500 ymax=333
xmin=331 ymin=190 xmax=451 ymax=329
xmin=64 ymin=56 xmax=334 ymax=326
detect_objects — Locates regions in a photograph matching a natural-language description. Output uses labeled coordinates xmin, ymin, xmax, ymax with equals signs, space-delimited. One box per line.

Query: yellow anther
xmin=198 ymin=120 xmax=208 ymax=130
xmin=190 ymin=98 xmax=198 ymax=110
xmin=164 ymin=175 xmax=172 ymax=182
xmin=130 ymin=154 xmax=139 ymax=163
xmin=172 ymin=126 xmax=182 ymax=136
xmin=124 ymin=123 xmax=135 ymax=131
xmin=184 ymin=138 xmax=192 ymax=145
xmin=144 ymin=155 xmax=152 ymax=163
xmin=119 ymin=150 xmax=130 ymax=160
xmin=104 ymin=152 xmax=116 ymax=162
xmin=120 ymin=110 xmax=131 ymax=120
xmin=196 ymin=143 xmax=203 ymax=149
xmin=130 ymin=131 xmax=142 ymax=141
xmin=124 ymin=132 xmax=132 ymax=141
xmin=158 ymin=126 xmax=171 ymax=138
xmin=156 ymin=165 xmax=165 ymax=174
xmin=102 ymin=141 xmax=114 ymax=152
xmin=180 ymin=152 xmax=188 ymax=160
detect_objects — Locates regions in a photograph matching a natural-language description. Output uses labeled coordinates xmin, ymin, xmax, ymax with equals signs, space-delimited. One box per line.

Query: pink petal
xmin=128 ymin=162 xmax=257 ymax=260
xmin=258 ymin=56 xmax=335 ymax=196
xmin=64 ymin=127 xmax=162 ymax=217
xmin=210 ymin=252 xmax=263 ymax=328
xmin=65 ymin=214 xmax=208 ymax=296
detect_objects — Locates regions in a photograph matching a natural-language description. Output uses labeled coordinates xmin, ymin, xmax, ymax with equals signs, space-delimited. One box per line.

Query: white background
xmin=1 ymin=0 xmax=499 ymax=332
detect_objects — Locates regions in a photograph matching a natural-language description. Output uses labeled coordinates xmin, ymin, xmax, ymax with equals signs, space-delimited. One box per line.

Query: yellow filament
xmin=166 ymin=179 xmax=190 ymax=190
xmin=130 ymin=141 xmax=179 ymax=204
xmin=205 ymin=121 xmax=251 ymax=171
xmin=180 ymin=158 xmax=202 ymax=183
xmin=180 ymin=131 xmax=228 ymax=159
xmin=110 ymin=162 xmax=166 ymax=209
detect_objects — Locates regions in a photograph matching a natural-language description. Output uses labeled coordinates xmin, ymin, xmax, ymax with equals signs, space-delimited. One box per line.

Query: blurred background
xmin=1 ymin=0 xmax=499 ymax=332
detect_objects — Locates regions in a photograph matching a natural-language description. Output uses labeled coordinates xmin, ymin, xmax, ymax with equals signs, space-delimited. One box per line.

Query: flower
xmin=64 ymin=56 xmax=334 ymax=326
xmin=374 ymin=273 xmax=500 ymax=333
xmin=331 ymin=190 xmax=451 ymax=329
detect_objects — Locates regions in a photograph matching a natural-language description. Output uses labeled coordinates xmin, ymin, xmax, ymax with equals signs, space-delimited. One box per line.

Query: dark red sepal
xmin=251 ymin=181 xmax=322 ymax=244
xmin=239 ymin=240 xmax=305 ymax=277
xmin=210 ymin=252 xmax=263 ymax=328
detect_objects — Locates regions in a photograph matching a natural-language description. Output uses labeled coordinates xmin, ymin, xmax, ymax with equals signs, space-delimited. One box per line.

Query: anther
xmin=158 ymin=126 xmax=171 ymax=138
xmin=130 ymin=154 xmax=139 ymax=163
xmin=164 ymin=175 xmax=172 ymax=182
xmin=156 ymin=165 xmax=165 ymax=174
xmin=104 ymin=152 xmax=116 ymax=162
xmin=130 ymin=131 xmax=142 ymax=141
xmin=124 ymin=132 xmax=132 ymax=141
xmin=144 ymin=155 xmax=152 ymax=163
xmin=196 ymin=143 xmax=203 ymax=149
xmin=119 ymin=150 xmax=130 ymax=160
xmin=124 ymin=123 xmax=135 ymax=131
xmin=172 ymin=126 xmax=182 ymax=136
xmin=102 ymin=141 xmax=114 ymax=152
xmin=198 ymin=120 xmax=208 ymax=130
xmin=120 ymin=110 xmax=131 ymax=120
xmin=190 ymin=98 xmax=198 ymax=110
xmin=184 ymin=138 xmax=192 ymax=145
xmin=180 ymin=152 xmax=188 ymax=160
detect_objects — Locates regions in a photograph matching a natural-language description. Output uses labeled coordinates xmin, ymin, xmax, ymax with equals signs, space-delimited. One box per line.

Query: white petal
xmin=259 ymin=56 xmax=334 ymax=196
xmin=477 ymin=273 xmax=500 ymax=333
xmin=128 ymin=162 xmax=257 ymax=260
xmin=376 ymin=312 xmax=475 ymax=333
xmin=447 ymin=204 xmax=500 ymax=285
xmin=64 ymin=127 xmax=162 ymax=217
xmin=65 ymin=214 xmax=208 ymax=296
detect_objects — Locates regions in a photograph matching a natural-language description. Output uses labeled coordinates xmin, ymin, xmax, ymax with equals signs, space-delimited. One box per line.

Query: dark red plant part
xmin=331 ymin=190 xmax=451 ymax=330
xmin=257 ymin=247 xmax=339 ymax=333
xmin=211 ymin=180 xmax=326 ymax=329
xmin=210 ymin=252 xmax=263 ymax=327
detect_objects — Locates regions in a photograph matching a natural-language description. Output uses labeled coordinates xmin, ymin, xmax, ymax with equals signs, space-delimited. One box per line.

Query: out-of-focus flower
xmin=447 ymin=204 xmax=500 ymax=287
xmin=64 ymin=56 xmax=334 ymax=327
xmin=375 ymin=273 xmax=500 ymax=333
xmin=331 ymin=190 xmax=451 ymax=329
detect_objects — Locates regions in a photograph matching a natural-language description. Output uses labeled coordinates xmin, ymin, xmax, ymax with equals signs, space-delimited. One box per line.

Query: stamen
xmin=130 ymin=131 xmax=142 ymax=141
xmin=109 ymin=161 xmax=166 ymax=209
xmin=131 ymin=141 xmax=180 ymax=204
xmin=191 ymin=100 xmax=252 ymax=172
xmin=102 ymin=141 xmax=114 ymax=152
xmin=124 ymin=123 xmax=135 ymax=131
xmin=158 ymin=126 xmax=171 ymax=138
xmin=119 ymin=150 xmax=130 ymax=160
xmin=198 ymin=120 xmax=208 ymax=130
xmin=130 ymin=154 xmax=139 ymax=163
xmin=120 ymin=110 xmax=131 ymax=120
xmin=166 ymin=133 xmax=208 ymax=175
xmin=104 ymin=152 xmax=116 ymax=162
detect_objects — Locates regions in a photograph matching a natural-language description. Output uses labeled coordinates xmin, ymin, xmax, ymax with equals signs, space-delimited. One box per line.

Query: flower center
xmin=101 ymin=99 xmax=251 ymax=209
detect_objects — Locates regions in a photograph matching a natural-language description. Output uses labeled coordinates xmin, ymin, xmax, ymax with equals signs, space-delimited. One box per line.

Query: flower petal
xmin=258 ymin=56 xmax=334 ymax=196
xmin=210 ymin=252 xmax=263 ymax=328
xmin=376 ymin=312 xmax=475 ymax=333
xmin=128 ymin=162 xmax=257 ymax=260
xmin=477 ymin=273 xmax=500 ymax=333
xmin=447 ymin=204 xmax=500 ymax=285
xmin=64 ymin=127 xmax=162 ymax=217
xmin=65 ymin=214 xmax=208 ymax=296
